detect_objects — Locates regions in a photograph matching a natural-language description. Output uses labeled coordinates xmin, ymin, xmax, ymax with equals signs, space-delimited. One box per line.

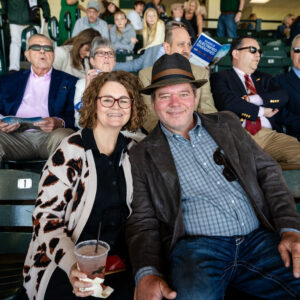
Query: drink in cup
xmin=74 ymin=240 xmax=110 ymax=279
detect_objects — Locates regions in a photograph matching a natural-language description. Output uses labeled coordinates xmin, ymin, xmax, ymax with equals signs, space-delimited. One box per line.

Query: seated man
xmin=275 ymin=34 xmax=300 ymax=141
xmin=210 ymin=36 xmax=300 ymax=165
xmin=139 ymin=21 xmax=217 ymax=132
xmin=126 ymin=0 xmax=145 ymax=32
xmin=127 ymin=53 xmax=300 ymax=300
xmin=72 ymin=0 xmax=109 ymax=39
xmin=0 ymin=34 xmax=77 ymax=164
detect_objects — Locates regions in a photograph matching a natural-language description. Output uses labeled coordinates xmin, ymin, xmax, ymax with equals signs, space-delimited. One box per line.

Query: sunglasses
xmin=213 ymin=147 xmax=238 ymax=182
xmin=293 ymin=47 xmax=300 ymax=53
xmin=28 ymin=44 xmax=54 ymax=52
xmin=237 ymin=46 xmax=262 ymax=55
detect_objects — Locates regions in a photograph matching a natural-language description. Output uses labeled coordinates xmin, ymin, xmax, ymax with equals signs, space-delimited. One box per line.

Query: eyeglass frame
xmin=94 ymin=50 xmax=115 ymax=58
xmin=213 ymin=147 xmax=238 ymax=182
xmin=28 ymin=44 xmax=54 ymax=52
xmin=293 ymin=47 xmax=300 ymax=53
xmin=236 ymin=46 xmax=263 ymax=55
xmin=97 ymin=96 xmax=133 ymax=109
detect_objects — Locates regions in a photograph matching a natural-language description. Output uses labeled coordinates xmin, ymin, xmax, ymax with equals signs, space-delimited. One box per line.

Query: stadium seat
xmin=0 ymin=169 xmax=39 ymax=300
xmin=261 ymin=45 xmax=287 ymax=58
xmin=257 ymin=57 xmax=290 ymax=75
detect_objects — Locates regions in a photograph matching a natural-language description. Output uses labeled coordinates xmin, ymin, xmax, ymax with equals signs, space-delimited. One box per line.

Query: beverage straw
xmin=95 ymin=221 xmax=102 ymax=253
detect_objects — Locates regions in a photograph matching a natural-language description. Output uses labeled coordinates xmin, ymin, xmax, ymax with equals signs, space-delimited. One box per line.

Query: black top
xmin=78 ymin=129 xmax=130 ymax=258
xmin=182 ymin=14 xmax=198 ymax=43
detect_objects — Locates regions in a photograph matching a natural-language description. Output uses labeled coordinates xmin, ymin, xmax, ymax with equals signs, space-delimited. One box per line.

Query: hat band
xmin=151 ymin=68 xmax=195 ymax=84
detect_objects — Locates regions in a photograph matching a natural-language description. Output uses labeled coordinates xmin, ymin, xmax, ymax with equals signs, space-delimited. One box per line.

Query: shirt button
xmin=112 ymin=181 xmax=116 ymax=186
xmin=203 ymin=162 xmax=207 ymax=166
xmin=192 ymin=144 xmax=195 ymax=147
xmin=241 ymin=223 xmax=244 ymax=226
xmin=108 ymin=161 xmax=113 ymax=166
xmin=232 ymin=200 xmax=235 ymax=204
xmin=217 ymin=181 xmax=220 ymax=185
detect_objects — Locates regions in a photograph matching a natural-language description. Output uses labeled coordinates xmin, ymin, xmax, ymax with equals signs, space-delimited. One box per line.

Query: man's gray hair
xmin=292 ymin=34 xmax=300 ymax=49
xmin=90 ymin=37 xmax=115 ymax=58
xmin=26 ymin=34 xmax=53 ymax=50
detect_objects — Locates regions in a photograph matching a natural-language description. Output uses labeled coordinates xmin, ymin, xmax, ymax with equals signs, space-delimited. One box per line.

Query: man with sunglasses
xmin=210 ymin=36 xmax=300 ymax=165
xmin=127 ymin=53 xmax=300 ymax=300
xmin=0 ymin=34 xmax=78 ymax=165
xmin=275 ymin=34 xmax=300 ymax=141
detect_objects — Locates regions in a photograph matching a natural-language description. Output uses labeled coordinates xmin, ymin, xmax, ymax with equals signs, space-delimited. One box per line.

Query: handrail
xmin=21 ymin=26 xmax=37 ymax=52
xmin=48 ymin=16 xmax=59 ymax=47
xmin=0 ymin=8 xmax=7 ymax=73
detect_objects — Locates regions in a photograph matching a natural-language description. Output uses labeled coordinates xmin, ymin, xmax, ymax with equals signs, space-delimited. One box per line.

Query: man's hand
xmin=69 ymin=263 xmax=94 ymax=297
xmin=34 ymin=117 xmax=63 ymax=133
xmin=263 ymin=108 xmax=279 ymax=118
xmin=0 ymin=120 xmax=20 ymax=133
xmin=278 ymin=231 xmax=300 ymax=278
xmin=234 ymin=11 xmax=242 ymax=23
xmin=136 ymin=275 xmax=177 ymax=300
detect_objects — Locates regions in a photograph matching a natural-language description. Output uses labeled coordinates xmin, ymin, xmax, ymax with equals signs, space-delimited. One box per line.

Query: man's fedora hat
xmin=140 ymin=53 xmax=207 ymax=95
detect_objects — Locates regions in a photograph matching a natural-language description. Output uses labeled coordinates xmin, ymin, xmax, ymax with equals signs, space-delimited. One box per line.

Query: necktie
xmin=244 ymin=74 xmax=261 ymax=135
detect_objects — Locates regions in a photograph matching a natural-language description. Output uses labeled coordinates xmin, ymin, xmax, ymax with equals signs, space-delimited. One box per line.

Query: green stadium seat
xmin=213 ymin=36 xmax=235 ymax=45
xmin=214 ymin=55 xmax=232 ymax=72
xmin=261 ymin=45 xmax=287 ymax=58
xmin=257 ymin=57 xmax=290 ymax=75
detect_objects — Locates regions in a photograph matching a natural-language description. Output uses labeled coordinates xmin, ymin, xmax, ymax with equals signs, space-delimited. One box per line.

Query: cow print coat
xmin=23 ymin=130 xmax=134 ymax=300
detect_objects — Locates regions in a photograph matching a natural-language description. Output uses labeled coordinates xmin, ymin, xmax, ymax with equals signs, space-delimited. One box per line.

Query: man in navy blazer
xmin=210 ymin=36 xmax=300 ymax=165
xmin=275 ymin=34 xmax=300 ymax=141
xmin=0 ymin=34 xmax=78 ymax=164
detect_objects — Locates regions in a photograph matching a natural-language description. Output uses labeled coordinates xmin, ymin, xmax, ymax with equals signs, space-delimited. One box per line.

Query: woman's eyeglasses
xmin=293 ymin=47 xmax=300 ymax=53
xmin=213 ymin=147 xmax=238 ymax=182
xmin=97 ymin=96 xmax=133 ymax=109
xmin=237 ymin=46 xmax=263 ymax=55
xmin=28 ymin=44 xmax=54 ymax=52
xmin=95 ymin=50 xmax=115 ymax=58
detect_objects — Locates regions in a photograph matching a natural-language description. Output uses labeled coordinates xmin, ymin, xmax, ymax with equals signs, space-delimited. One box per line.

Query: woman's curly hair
xmin=79 ymin=71 xmax=147 ymax=131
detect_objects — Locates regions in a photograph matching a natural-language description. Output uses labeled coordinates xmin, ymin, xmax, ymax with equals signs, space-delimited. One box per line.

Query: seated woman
xmin=53 ymin=28 xmax=100 ymax=78
xmin=74 ymin=37 xmax=117 ymax=128
xmin=276 ymin=13 xmax=295 ymax=39
xmin=141 ymin=8 xmax=165 ymax=51
xmin=101 ymin=0 xmax=120 ymax=27
xmin=182 ymin=0 xmax=203 ymax=42
xmin=110 ymin=11 xmax=137 ymax=54
xmin=23 ymin=70 xmax=146 ymax=300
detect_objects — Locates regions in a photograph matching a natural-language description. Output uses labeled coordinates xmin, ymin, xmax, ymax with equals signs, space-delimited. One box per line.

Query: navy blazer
xmin=0 ymin=68 xmax=78 ymax=129
xmin=210 ymin=68 xmax=289 ymax=132
xmin=275 ymin=69 xmax=300 ymax=141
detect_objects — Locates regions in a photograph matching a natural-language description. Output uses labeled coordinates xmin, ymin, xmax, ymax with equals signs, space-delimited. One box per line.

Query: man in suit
xmin=275 ymin=34 xmax=300 ymax=141
xmin=127 ymin=53 xmax=300 ymax=300
xmin=0 ymin=34 xmax=77 ymax=164
xmin=210 ymin=36 xmax=300 ymax=165
xmin=138 ymin=21 xmax=217 ymax=132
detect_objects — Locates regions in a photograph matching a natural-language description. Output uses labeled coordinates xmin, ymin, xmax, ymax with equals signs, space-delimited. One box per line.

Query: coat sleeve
xmin=39 ymin=0 xmax=51 ymax=21
xmin=210 ymin=71 xmax=260 ymax=121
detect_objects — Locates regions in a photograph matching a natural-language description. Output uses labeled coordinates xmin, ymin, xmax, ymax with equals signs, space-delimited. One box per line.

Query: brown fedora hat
xmin=140 ymin=53 xmax=207 ymax=95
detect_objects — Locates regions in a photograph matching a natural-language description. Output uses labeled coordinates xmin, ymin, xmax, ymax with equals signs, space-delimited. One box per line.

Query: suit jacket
xmin=210 ymin=68 xmax=288 ymax=132
xmin=138 ymin=63 xmax=217 ymax=132
xmin=126 ymin=112 xmax=300 ymax=276
xmin=275 ymin=69 xmax=300 ymax=141
xmin=0 ymin=68 xmax=78 ymax=129
xmin=114 ymin=44 xmax=162 ymax=73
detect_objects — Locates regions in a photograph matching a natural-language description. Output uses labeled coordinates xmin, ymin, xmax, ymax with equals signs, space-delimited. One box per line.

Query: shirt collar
xmin=31 ymin=66 xmax=53 ymax=79
xmin=233 ymin=66 xmax=248 ymax=77
xmin=292 ymin=67 xmax=300 ymax=79
xmin=160 ymin=113 xmax=202 ymax=140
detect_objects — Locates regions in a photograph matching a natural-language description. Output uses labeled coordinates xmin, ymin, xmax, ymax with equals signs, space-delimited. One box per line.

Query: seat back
xmin=0 ymin=169 xmax=39 ymax=254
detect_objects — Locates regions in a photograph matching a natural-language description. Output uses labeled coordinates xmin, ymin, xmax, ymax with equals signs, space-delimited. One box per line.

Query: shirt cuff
xmin=135 ymin=266 xmax=163 ymax=287
xmin=280 ymin=228 xmax=300 ymax=235
xmin=248 ymin=94 xmax=263 ymax=106
xmin=258 ymin=106 xmax=264 ymax=118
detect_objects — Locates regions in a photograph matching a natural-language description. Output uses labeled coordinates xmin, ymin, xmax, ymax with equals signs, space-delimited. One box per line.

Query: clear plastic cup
xmin=74 ymin=240 xmax=110 ymax=279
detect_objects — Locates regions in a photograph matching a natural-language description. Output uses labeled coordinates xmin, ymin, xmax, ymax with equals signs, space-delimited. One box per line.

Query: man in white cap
xmin=72 ymin=0 xmax=109 ymax=38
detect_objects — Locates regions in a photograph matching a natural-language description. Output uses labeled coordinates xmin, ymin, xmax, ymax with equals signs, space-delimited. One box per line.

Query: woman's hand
xmin=131 ymin=37 xmax=138 ymax=44
xmin=85 ymin=69 xmax=101 ymax=87
xmin=69 ymin=263 xmax=94 ymax=297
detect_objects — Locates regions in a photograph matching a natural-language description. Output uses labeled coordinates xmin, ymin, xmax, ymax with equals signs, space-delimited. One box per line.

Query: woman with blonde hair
xmin=182 ymin=0 xmax=203 ymax=40
xmin=142 ymin=8 xmax=165 ymax=50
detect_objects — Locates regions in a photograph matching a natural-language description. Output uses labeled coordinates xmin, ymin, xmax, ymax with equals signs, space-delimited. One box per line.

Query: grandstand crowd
xmin=1 ymin=0 xmax=300 ymax=299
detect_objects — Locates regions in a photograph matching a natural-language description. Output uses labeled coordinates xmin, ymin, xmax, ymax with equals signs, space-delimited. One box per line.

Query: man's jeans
xmin=217 ymin=14 xmax=237 ymax=38
xmin=169 ymin=228 xmax=300 ymax=300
